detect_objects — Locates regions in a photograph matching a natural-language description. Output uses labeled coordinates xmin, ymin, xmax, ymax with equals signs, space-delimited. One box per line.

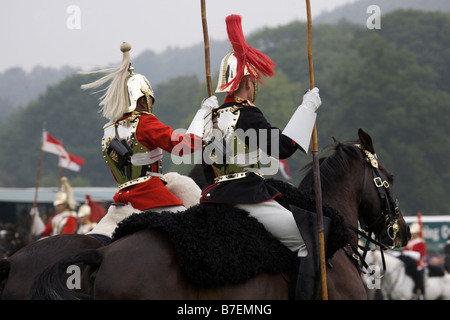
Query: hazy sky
xmin=0 ymin=0 xmax=357 ymax=73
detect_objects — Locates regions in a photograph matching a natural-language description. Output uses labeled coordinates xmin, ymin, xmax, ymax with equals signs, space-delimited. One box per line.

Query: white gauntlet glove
xmin=282 ymin=87 xmax=321 ymax=153
xmin=186 ymin=95 xmax=219 ymax=137
xmin=201 ymin=95 xmax=219 ymax=110
xmin=301 ymin=87 xmax=321 ymax=112
xmin=29 ymin=206 xmax=39 ymax=217
xmin=29 ymin=207 xmax=46 ymax=236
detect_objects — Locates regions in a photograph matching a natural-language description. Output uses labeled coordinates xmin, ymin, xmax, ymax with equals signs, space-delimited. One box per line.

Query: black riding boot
xmin=415 ymin=269 xmax=425 ymax=300
xmin=289 ymin=206 xmax=330 ymax=300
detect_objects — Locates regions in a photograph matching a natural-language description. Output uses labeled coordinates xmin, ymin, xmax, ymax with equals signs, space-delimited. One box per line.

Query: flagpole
xmin=58 ymin=165 xmax=62 ymax=189
xmin=33 ymin=129 xmax=45 ymax=208
xmin=305 ymin=0 xmax=328 ymax=300
xmin=30 ymin=128 xmax=45 ymax=242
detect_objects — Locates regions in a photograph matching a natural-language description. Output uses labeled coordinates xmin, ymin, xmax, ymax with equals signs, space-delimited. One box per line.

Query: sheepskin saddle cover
xmin=112 ymin=179 xmax=350 ymax=288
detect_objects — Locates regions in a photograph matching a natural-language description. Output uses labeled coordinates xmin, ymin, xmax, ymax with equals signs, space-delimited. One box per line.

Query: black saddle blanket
xmin=112 ymin=179 xmax=350 ymax=288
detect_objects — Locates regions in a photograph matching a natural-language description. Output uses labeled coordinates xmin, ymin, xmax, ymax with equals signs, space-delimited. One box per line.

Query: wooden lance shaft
xmin=306 ymin=0 xmax=328 ymax=300
xmin=201 ymin=0 xmax=213 ymax=97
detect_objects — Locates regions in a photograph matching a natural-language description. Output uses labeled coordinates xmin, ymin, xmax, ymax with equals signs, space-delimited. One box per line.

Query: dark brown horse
xmin=30 ymin=128 xmax=410 ymax=300
xmin=0 ymin=234 xmax=104 ymax=299
xmin=299 ymin=128 xmax=410 ymax=298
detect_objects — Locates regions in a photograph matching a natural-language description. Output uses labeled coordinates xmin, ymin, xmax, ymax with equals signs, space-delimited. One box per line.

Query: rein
xmin=341 ymin=146 xmax=400 ymax=277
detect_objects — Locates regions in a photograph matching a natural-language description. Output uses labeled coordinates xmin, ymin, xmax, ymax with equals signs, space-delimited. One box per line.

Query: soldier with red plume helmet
xmin=189 ymin=15 xmax=323 ymax=299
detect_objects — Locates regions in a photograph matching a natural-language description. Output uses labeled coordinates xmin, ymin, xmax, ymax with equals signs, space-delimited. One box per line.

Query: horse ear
xmin=358 ymin=128 xmax=376 ymax=154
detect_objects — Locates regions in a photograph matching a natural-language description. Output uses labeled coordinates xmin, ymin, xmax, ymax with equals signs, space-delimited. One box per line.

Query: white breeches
xmin=236 ymin=200 xmax=307 ymax=257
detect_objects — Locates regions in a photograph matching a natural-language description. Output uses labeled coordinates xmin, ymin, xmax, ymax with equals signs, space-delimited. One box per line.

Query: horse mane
xmin=299 ymin=139 xmax=361 ymax=198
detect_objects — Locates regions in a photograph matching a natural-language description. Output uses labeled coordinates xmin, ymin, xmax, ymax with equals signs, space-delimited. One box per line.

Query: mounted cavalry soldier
xmin=81 ymin=42 xmax=201 ymax=243
xmin=40 ymin=177 xmax=78 ymax=237
xmin=188 ymin=15 xmax=323 ymax=299
xmin=402 ymin=222 xmax=427 ymax=299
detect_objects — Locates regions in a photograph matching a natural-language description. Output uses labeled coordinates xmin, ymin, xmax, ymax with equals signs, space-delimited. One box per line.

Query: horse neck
xmin=321 ymin=170 xmax=362 ymax=245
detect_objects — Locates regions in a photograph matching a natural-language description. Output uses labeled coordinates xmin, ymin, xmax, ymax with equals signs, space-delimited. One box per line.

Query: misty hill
xmin=1 ymin=9 xmax=448 ymax=217
xmin=315 ymin=0 xmax=450 ymax=25
xmin=3 ymin=0 xmax=450 ymax=115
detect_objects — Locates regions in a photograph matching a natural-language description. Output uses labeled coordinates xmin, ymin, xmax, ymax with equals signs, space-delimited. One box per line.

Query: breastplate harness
xmin=102 ymin=113 xmax=163 ymax=189
xmin=204 ymin=105 xmax=263 ymax=183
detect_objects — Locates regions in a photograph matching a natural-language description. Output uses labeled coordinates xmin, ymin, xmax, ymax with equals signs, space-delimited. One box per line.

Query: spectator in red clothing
xmin=40 ymin=177 xmax=78 ymax=237
xmin=402 ymin=222 xmax=427 ymax=299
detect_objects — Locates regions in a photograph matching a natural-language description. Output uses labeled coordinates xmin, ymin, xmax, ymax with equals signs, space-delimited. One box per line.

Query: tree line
xmin=0 ymin=10 xmax=448 ymax=216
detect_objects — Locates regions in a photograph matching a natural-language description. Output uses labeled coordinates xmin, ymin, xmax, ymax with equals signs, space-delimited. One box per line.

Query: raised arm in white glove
xmin=301 ymin=87 xmax=321 ymax=112
xmin=29 ymin=206 xmax=46 ymax=236
xmin=201 ymin=95 xmax=219 ymax=110
xmin=186 ymin=95 xmax=219 ymax=137
xmin=29 ymin=206 xmax=39 ymax=217
xmin=282 ymin=87 xmax=322 ymax=153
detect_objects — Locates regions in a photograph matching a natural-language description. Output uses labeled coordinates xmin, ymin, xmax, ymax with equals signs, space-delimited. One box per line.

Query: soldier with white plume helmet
xmin=81 ymin=42 xmax=202 ymax=242
xmin=39 ymin=177 xmax=78 ymax=237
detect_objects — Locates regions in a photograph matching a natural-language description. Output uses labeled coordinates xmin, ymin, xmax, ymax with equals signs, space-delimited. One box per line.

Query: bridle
xmin=358 ymin=147 xmax=400 ymax=247
xmin=343 ymin=145 xmax=401 ymax=276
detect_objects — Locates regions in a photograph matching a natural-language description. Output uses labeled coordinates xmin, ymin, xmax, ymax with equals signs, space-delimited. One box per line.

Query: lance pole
xmin=30 ymin=126 xmax=45 ymax=242
xmin=200 ymin=0 xmax=213 ymax=97
xmin=306 ymin=0 xmax=328 ymax=300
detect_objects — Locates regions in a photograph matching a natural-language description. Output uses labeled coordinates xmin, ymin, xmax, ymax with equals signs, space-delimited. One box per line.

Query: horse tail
xmin=28 ymin=249 xmax=103 ymax=300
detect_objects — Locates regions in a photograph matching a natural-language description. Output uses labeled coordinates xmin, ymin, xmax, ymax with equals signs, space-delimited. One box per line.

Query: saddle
xmin=112 ymin=179 xmax=351 ymax=288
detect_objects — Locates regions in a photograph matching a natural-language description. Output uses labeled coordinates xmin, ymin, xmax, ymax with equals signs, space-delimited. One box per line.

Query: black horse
xmin=30 ymin=129 xmax=410 ymax=300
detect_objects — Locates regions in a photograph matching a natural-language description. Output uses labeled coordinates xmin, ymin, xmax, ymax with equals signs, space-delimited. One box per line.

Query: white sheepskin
xmin=87 ymin=204 xmax=139 ymax=238
xmin=164 ymin=172 xmax=201 ymax=208
xmin=87 ymin=173 xmax=200 ymax=238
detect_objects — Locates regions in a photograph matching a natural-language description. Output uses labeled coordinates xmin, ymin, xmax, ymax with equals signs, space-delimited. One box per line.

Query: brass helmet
xmin=215 ymin=52 xmax=251 ymax=94
xmin=81 ymin=42 xmax=155 ymax=121
xmin=77 ymin=194 xmax=91 ymax=219
xmin=215 ymin=15 xmax=275 ymax=97
xmin=410 ymin=222 xmax=421 ymax=235
xmin=125 ymin=69 xmax=155 ymax=114
xmin=53 ymin=177 xmax=77 ymax=209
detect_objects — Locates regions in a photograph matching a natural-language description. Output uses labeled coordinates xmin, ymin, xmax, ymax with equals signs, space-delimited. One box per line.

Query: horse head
xmin=300 ymin=128 xmax=410 ymax=250
xmin=355 ymin=128 xmax=410 ymax=249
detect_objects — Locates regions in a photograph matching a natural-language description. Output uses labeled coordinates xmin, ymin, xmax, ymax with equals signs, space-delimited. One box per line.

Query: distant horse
xmin=445 ymin=235 xmax=450 ymax=273
xmin=0 ymin=223 xmax=28 ymax=259
xmin=0 ymin=173 xmax=200 ymax=300
xmin=30 ymin=128 xmax=410 ymax=300
xmin=365 ymin=250 xmax=450 ymax=300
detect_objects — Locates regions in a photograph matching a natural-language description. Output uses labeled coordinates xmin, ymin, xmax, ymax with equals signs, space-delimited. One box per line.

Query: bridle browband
xmin=342 ymin=145 xmax=401 ymax=276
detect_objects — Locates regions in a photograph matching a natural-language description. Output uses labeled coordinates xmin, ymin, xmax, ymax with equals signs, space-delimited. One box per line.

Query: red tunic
xmin=402 ymin=237 xmax=427 ymax=268
xmin=112 ymin=113 xmax=200 ymax=211
xmin=41 ymin=211 xmax=77 ymax=237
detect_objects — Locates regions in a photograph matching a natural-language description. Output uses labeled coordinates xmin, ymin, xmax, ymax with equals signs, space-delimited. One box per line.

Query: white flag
xmin=59 ymin=152 xmax=85 ymax=172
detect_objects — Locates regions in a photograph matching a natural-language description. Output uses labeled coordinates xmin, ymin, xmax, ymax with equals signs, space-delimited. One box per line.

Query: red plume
xmin=86 ymin=194 xmax=107 ymax=223
xmin=221 ymin=15 xmax=276 ymax=94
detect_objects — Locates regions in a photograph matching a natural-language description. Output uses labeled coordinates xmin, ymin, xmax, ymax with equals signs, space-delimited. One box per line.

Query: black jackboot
xmin=289 ymin=205 xmax=331 ymax=300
